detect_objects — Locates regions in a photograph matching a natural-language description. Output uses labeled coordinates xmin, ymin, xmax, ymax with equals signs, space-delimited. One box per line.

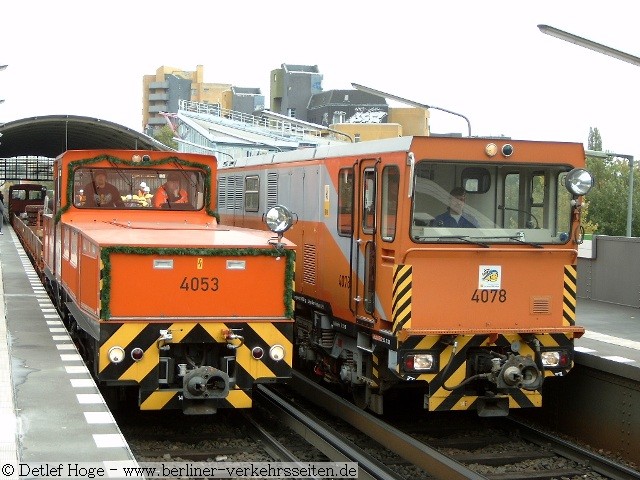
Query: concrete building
xmin=388 ymin=107 xmax=430 ymax=136
xmin=142 ymin=66 xmax=263 ymax=133
xmin=270 ymin=64 xmax=322 ymax=122
xmin=225 ymin=87 xmax=265 ymax=115
xmin=327 ymin=106 xmax=430 ymax=142
xmin=143 ymin=63 xmax=431 ymax=151
xmin=269 ymin=64 xmax=429 ymax=140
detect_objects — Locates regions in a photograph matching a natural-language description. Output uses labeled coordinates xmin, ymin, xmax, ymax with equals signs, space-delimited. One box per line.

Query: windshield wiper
xmin=416 ymin=235 xmax=490 ymax=248
xmin=478 ymin=235 xmax=543 ymax=248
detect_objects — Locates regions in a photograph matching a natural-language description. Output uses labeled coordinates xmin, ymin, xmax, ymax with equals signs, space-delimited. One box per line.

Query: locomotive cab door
xmin=352 ymin=158 xmax=379 ymax=326
xmin=350 ymin=158 xmax=401 ymax=330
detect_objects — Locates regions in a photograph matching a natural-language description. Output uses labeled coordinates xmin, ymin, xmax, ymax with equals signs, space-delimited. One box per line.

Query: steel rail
xmin=241 ymin=411 xmax=303 ymax=463
xmin=255 ymin=384 xmax=405 ymax=480
xmin=507 ymin=416 xmax=640 ymax=480
xmin=289 ymin=371 xmax=487 ymax=480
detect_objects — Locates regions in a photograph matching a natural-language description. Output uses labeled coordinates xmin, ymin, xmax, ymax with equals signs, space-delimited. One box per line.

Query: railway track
xmin=257 ymin=377 xmax=484 ymax=480
xmin=115 ymin=404 xmax=331 ymax=468
xmin=113 ymin=371 xmax=639 ymax=480
xmin=287 ymin=371 xmax=640 ymax=480
xmin=503 ymin=417 xmax=640 ymax=480
xmin=115 ymin=410 xmax=270 ymax=462
xmin=253 ymin=383 xmax=444 ymax=480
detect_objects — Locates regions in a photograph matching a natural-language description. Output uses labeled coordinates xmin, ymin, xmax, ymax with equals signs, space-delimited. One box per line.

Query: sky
xmin=1 ymin=1 xmax=639 ymax=158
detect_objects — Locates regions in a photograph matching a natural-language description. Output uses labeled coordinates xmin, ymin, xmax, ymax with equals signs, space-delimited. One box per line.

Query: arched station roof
xmin=0 ymin=115 xmax=170 ymax=158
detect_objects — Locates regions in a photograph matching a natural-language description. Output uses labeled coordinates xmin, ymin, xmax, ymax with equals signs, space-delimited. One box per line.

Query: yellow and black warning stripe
xmin=370 ymin=354 xmax=380 ymax=389
xmin=140 ymin=387 xmax=253 ymax=411
xmin=398 ymin=332 xmax=572 ymax=412
xmin=97 ymin=321 xmax=293 ymax=410
xmin=428 ymin=388 xmax=541 ymax=412
xmin=392 ymin=264 xmax=412 ymax=334
xmin=427 ymin=338 xmax=541 ymax=412
xmin=563 ymin=264 xmax=577 ymax=325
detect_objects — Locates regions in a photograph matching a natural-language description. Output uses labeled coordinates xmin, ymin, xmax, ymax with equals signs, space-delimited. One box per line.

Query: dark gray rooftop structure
xmin=307 ymin=89 xmax=388 ymax=126
xmin=0 ymin=115 xmax=168 ymax=159
xmin=231 ymin=86 xmax=265 ymax=115
xmin=270 ymin=64 xmax=323 ymax=122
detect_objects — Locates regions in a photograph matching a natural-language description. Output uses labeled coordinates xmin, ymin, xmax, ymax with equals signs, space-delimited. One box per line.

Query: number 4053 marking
xmin=180 ymin=276 xmax=219 ymax=292
xmin=471 ymin=289 xmax=507 ymax=303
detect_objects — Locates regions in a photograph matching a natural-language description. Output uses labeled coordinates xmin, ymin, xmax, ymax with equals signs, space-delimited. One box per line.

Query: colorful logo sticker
xmin=324 ymin=185 xmax=330 ymax=217
xmin=479 ymin=265 xmax=501 ymax=289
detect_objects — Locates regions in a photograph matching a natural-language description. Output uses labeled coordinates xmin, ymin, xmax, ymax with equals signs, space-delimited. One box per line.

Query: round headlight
xmin=269 ymin=344 xmax=286 ymax=362
xmin=485 ymin=143 xmax=498 ymax=157
xmin=130 ymin=347 xmax=144 ymax=362
xmin=252 ymin=346 xmax=264 ymax=360
xmin=541 ymin=351 xmax=561 ymax=367
xmin=565 ymin=168 xmax=594 ymax=196
xmin=501 ymin=144 xmax=514 ymax=157
xmin=108 ymin=346 xmax=126 ymax=364
xmin=265 ymin=205 xmax=293 ymax=234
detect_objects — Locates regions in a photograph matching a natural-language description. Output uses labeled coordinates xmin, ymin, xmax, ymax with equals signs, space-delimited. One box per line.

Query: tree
xmin=588 ymin=127 xmax=602 ymax=151
xmin=153 ymin=125 xmax=178 ymax=150
xmin=583 ymin=126 xmax=639 ymax=236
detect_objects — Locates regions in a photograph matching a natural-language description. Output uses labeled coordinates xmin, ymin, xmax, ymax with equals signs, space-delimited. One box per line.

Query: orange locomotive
xmin=218 ymin=136 xmax=593 ymax=416
xmin=17 ymin=149 xmax=295 ymax=414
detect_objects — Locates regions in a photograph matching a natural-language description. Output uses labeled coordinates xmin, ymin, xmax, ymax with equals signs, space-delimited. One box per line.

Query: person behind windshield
xmin=433 ymin=187 xmax=478 ymax=227
xmin=83 ymin=171 xmax=125 ymax=208
xmin=153 ymin=172 xmax=189 ymax=208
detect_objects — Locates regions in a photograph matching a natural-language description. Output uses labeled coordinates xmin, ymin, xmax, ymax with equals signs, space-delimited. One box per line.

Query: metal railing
xmin=178 ymin=100 xmax=342 ymax=144
xmin=13 ymin=213 xmax=44 ymax=271
xmin=0 ymin=156 xmax=54 ymax=181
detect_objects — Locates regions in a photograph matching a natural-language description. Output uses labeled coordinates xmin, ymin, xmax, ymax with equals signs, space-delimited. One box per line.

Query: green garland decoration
xmin=99 ymin=246 xmax=295 ymax=320
xmin=55 ymin=154 xmax=220 ymax=223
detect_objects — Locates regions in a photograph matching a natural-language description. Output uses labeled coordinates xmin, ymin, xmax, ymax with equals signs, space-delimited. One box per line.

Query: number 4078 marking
xmin=471 ymin=289 xmax=507 ymax=303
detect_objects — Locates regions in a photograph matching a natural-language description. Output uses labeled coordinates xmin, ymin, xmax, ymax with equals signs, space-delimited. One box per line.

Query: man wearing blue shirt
xmin=433 ymin=187 xmax=478 ymax=228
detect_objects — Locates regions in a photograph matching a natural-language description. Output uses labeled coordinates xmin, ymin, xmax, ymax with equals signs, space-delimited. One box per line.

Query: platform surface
xmin=576 ymin=297 xmax=640 ymax=367
xmin=0 ymin=227 xmax=137 ymax=476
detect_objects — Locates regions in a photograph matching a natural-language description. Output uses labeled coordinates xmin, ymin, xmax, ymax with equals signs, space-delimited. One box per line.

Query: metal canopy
xmin=0 ymin=115 xmax=170 ymax=159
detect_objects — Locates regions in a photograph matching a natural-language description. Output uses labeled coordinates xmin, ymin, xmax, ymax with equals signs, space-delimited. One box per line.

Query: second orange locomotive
xmin=218 ymin=135 xmax=593 ymax=416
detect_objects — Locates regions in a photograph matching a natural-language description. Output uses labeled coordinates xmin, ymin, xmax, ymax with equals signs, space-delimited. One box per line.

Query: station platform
xmin=0 ymin=227 xmax=137 ymax=473
xmin=576 ymin=298 xmax=640 ymax=366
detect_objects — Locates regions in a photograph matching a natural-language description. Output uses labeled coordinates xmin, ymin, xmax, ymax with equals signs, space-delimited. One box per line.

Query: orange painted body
xmin=223 ymin=138 xmax=583 ymax=334
xmin=41 ymin=150 xmax=294 ymax=322
xmin=218 ymin=136 xmax=587 ymax=415
xmin=404 ymin=247 xmax=575 ymax=334
xmin=31 ymin=149 xmax=295 ymax=414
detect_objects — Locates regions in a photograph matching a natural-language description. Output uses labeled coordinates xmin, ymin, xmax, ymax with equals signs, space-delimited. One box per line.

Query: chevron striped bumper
xmin=97 ymin=320 xmax=293 ymax=413
xmin=396 ymin=331 xmax=575 ymax=415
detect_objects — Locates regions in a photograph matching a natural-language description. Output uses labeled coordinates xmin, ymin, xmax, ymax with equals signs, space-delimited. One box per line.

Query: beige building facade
xmin=143 ymin=64 xmax=430 ymax=142
xmin=142 ymin=65 xmax=232 ymax=131
xmin=331 ymin=107 xmax=429 ymax=142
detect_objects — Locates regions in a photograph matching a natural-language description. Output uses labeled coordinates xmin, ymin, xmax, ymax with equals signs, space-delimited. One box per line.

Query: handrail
xmin=178 ymin=100 xmax=347 ymax=144
xmin=13 ymin=214 xmax=44 ymax=271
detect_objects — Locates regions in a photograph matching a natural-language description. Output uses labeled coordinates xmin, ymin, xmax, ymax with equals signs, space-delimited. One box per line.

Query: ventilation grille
xmin=530 ymin=296 xmax=551 ymax=314
xmin=303 ymin=244 xmax=317 ymax=285
xmin=267 ymin=173 xmax=278 ymax=209
xmin=226 ymin=175 xmax=242 ymax=210
xmin=233 ymin=175 xmax=243 ymax=209
xmin=217 ymin=177 xmax=226 ymax=210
